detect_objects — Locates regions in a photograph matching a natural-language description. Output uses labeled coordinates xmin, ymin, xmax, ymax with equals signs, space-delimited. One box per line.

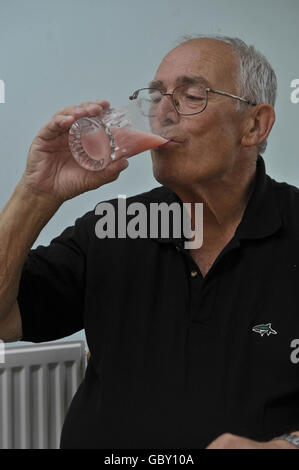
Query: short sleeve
xmin=17 ymin=210 xmax=94 ymax=343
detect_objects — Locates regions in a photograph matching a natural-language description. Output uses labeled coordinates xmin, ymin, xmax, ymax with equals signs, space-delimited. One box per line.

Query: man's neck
xmin=172 ymin=159 xmax=257 ymax=247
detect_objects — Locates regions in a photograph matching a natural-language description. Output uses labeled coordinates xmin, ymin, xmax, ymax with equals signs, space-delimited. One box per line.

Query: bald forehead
xmin=156 ymin=38 xmax=240 ymax=92
xmin=174 ymin=37 xmax=235 ymax=50
xmin=166 ymin=38 xmax=238 ymax=64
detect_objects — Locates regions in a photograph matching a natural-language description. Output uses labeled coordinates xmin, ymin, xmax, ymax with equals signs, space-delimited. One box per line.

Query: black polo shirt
xmin=17 ymin=155 xmax=299 ymax=449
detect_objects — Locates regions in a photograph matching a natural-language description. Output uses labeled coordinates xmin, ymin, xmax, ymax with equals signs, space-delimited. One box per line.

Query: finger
xmin=37 ymin=114 xmax=76 ymax=141
xmin=91 ymin=158 xmax=128 ymax=183
xmin=54 ymin=100 xmax=110 ymax=117
xmin=104 ymin=158 xmax=129 ymax=177
xmin=71 ymin=103 xmax=106 ymax=119
xmin=89 ymin=100 xmax=110 ymax=110
xmin=37 ymin=103 xmax=107 ymax=141
xmin=77 ymin=100 xmax=110 ymax=110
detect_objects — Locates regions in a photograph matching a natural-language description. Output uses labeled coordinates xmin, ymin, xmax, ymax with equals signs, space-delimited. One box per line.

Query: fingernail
xmin=88 ymin=103 xmax=102 ymax=110
xmin=121 ymin=159 xmax=129 ymax=169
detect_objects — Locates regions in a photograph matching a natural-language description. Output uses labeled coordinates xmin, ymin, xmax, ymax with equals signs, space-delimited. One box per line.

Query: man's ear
xmin=241 ymin=104 xmax=276 ymax=149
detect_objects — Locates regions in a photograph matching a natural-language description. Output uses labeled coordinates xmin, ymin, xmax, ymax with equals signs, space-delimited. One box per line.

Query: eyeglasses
xmin=129 ymin=84 xmax=257 ymax=117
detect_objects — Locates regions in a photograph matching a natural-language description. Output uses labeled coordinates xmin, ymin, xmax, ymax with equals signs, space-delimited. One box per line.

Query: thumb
xmin=100 ymin=157 xmax=129 ymax=180
xmin=118 ymin=158 xmax=129 ymax=170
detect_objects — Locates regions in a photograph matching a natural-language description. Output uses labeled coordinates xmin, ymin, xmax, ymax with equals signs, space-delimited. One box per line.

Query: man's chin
xmin=152 ymin=165 xmax=184 ymax=188
xmin=151 ymin=150 xmax=191 ymax=188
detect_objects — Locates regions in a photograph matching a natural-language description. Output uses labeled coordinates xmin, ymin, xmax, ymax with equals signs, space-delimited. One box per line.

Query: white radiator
xmin=0 ymin=341 xmax=86 ymax=449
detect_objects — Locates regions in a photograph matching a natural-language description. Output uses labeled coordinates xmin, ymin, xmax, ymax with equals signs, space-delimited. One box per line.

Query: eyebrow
xmin=148 ymin=75 xmax=212 ymax=90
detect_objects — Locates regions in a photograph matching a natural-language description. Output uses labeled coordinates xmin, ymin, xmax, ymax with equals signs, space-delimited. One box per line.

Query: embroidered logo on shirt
xmin=252 ymin=323 xmax=277 ymax=337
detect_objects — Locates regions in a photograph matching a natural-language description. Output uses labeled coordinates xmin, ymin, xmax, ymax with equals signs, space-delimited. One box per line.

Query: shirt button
xmin=191 ymin=270 xmax=198 ymax=278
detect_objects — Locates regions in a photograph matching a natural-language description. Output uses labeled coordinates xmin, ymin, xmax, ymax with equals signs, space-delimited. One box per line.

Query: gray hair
xmin=176 ymin=34 xmax=277 ymax=154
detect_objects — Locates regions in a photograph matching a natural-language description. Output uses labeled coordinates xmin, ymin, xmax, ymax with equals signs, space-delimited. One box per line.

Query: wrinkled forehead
xmin=154 ymin=39 xmax=240 ymax=94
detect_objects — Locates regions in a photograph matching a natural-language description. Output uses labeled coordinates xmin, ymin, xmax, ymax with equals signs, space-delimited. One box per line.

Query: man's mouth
xmin=159 ymin=137 xmax=185 ymax=146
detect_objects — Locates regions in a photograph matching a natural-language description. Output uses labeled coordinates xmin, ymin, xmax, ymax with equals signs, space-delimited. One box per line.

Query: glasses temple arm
xmin=207 ymin=88 xmax=256 ymax=106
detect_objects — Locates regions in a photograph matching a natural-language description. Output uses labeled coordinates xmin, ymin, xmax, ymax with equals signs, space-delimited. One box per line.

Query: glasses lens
xmin=135 ymin=85 xmax=207 ymax=116
xmin=136 ymin=89 xmax=163 ymax=117
xmin=174 ymin=84 xmax=206 ymax=114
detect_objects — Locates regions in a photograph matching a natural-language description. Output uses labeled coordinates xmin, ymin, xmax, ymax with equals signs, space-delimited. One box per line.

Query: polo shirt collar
xmin=234 ymin=155 xmax=282 ymax=240
xmin=152 ymin=155 xmax=282 ymax=245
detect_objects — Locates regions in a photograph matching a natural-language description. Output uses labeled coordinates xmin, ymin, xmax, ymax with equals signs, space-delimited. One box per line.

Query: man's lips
xmin=159 ymin=137 xmax=186 ymax=146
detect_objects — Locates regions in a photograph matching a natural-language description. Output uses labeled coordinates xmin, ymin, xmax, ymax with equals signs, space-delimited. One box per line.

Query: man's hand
xmin=206 ymin=433 xmax=298 ymax=449
xmin=21 ymin=100 xmax=129 ymax=205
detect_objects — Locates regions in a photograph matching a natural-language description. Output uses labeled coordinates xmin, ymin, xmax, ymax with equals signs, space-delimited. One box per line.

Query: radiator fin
xmin=0 ymin=341 xmax=86 ymax=449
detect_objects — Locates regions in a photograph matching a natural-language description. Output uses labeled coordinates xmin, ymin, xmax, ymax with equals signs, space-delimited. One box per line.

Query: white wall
xmin=1 ymin=0 xmax=298 ymax=346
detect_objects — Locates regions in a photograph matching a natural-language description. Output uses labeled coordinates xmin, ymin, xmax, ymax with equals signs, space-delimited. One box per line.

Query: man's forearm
xmin=272 ymin=430 xmax=299 ymax=449
xmin=0 ymin=180 xmax=61 ymax=320
xmin=206 ymin=430 xmax=299 ymax=449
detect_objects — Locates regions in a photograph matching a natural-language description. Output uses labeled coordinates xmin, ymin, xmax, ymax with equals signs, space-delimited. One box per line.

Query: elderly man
xmin=0 ymin=35 xmax=299 ymax=449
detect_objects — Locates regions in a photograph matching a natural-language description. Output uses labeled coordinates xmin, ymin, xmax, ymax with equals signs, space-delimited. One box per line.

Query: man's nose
xmin=155 ymin=94 xmax=180 ymax=125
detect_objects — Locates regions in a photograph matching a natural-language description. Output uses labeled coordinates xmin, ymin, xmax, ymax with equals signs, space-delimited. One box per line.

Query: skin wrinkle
xmin=148 ymin=75 xmax=213 ymax=91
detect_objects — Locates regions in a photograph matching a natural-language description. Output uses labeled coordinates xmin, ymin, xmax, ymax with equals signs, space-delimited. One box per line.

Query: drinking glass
xmin=68 ymin=98 xmax=169 ymax=171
